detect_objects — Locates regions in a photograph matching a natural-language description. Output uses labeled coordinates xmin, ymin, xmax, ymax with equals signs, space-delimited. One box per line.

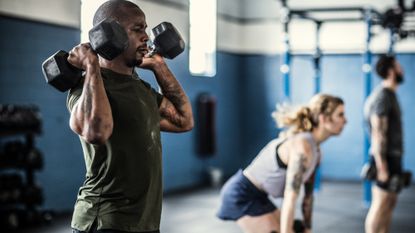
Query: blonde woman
xmin=217 ymin=94 xmax=347 ymax=233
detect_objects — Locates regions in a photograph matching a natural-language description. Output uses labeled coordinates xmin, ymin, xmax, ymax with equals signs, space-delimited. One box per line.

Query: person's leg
xmin=236 ymin=209 xmax=281 ymax=233
xmin=380 ymin=156 xmax=402 ymax=233
xmin=380 ymin=193 xmax=398 ymax=233
xmin=365 ymin=186 xmax=390 ymax=233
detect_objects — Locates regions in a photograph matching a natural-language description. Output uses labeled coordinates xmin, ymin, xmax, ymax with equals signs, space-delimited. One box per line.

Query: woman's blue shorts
xmin=216 ymin=169 xmax=277 ymax=221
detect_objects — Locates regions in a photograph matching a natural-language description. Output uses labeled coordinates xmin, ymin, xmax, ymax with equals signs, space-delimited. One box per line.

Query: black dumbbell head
xmin=42 ymin=50 xmax=82 ymax=92
xmin=293 ymin=219 xmax=305 ymax=233
xmin=152 ymin=22 xmax=185 ymax=59
xmin=402 ymin=171 xmax=412 ymax=187
xmin=89 ymin=19 xmax=129 ymax=60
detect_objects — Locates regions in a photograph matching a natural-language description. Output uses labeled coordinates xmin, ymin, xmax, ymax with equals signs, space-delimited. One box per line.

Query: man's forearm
xmin=370 ymin=115 xmax=388 ymax=170
xmin=154 ymin=65 xmax=188 ymax=112
xmin=153 ymin=64 xmax=193 ymax=130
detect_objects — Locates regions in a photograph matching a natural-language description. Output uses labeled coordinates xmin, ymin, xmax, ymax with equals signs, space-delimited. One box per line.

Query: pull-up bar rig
xmin=278 ymin=0 xmax=415 ymax=205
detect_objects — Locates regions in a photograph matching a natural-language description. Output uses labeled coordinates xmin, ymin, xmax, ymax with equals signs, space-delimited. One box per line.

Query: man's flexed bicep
xmin=67 ymin=43 xmax=113 ymax=145
xmin=141 ymin=54 xmax=193 ymax=132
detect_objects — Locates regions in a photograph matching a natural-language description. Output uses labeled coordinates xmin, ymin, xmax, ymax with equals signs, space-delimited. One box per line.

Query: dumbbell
xmin=269 ymin=219 xmax=305 ymax=233
xmin=401 ymin=171 xmax=412 ymax=187
xmin=148 ymin=21 xmax=185 ymax=59
xmin=293 ymin=219 xmax=305 ymax=233
xmin=42 ymin=18 xmax=129 ymax=92
xmin=22 ymin=184 xmax=44 ymax=206
xmin=362 ymin=162 xmax=412 ymax=192
xmin=3 ymin=140 xmax=26 ymax=167
xmin=0 ymin=174 xmax=23 ymax=204
xmin=388 ymin=171 xmax=412 ymax=192
xmin=361 ymin=162 xmax=377 ymax=180
xmin=42 ymin=20 xmax=184 ymax=92
xmin=0 ymin=209 xmax=20 ymax=230
xmin=25 ymin=148 xmax=44 ymax=170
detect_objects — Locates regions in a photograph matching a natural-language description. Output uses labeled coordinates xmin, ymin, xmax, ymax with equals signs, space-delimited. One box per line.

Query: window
xmin=189 ymin=0 xmax=217 ymax=77
xmin=80 ymin=0 xmax=107 ymax=42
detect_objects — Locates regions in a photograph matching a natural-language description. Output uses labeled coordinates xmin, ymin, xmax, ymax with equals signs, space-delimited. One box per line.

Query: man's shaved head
xmin=93 ymin=0 xmax=143 ymax=26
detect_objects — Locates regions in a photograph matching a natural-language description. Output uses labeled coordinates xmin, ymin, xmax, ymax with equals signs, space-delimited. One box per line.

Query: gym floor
xmin=14 ymin=181 xmax=415 ymax=233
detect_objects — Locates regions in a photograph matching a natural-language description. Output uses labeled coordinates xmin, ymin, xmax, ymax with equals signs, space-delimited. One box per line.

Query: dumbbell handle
xmin=42 ymin=50 xmax=83 ymax=92
xmin=42 ymin=19 xmax=128 ymax=92
xmin=146 ymin=41 xmax=158 ymax=58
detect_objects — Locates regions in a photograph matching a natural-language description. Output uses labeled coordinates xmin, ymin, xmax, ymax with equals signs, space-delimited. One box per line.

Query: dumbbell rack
xmin=0 ymin=105 xmax=51 ymax=230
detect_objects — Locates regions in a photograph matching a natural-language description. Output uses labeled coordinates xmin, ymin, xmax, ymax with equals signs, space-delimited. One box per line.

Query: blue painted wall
xmin=0 ymin=16 xmax=84 ymax=210
xmin=240 ymin=54 xmax=415 ymax=182
xmin=1 ymin=17 xmax=414 ymax=212
xmin=0 ymin=17 xmax=246 ymax=210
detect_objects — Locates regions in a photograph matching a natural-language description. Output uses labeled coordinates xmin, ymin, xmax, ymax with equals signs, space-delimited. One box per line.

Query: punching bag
xmin=196 ymin=93 xmax=216 ymax=157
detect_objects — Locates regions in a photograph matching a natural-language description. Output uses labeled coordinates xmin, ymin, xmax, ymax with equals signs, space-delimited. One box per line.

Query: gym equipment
xmin=293 ymin=219 xmax=305 ymax=233
xmin=361 ymin=162 xmax=412 ymax=192
xmin=381 ymin=8 xmax=404 ymax=29
xmin=270 ymin=219 xmax=305 ymax=233
xmin=2 ymin=140 xmax=26 ymax=167
xmin=0 ymin=209 xmax=20 ymax=230
xmin=1 ymin=140 xmax=43 ymax=170
xmin=0 ymin=174 xmax=23 ymax=204
xmin=0 ymin=105 xmax=48 ymax=230
xmin=148 ymin=21 xmax=185 ymax=59
xmin=0 ymin=104 xmax=42 ymax=132
xmin=22 ymin=184 xmax=43 ymax=205
xmin=277 ymin=0 xmax=414 ymax=204
xmin=42 ymin=19 xmax=129 ymax=92
xmin=196 ymin=93 xmax=216 ymax=156
xmin=42 ymin=21 xmax=185 ymax=92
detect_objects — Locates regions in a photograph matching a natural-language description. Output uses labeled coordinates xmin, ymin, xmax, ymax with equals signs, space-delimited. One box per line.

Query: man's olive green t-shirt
xmin=67 ymin=68 xmax=163 ymax=232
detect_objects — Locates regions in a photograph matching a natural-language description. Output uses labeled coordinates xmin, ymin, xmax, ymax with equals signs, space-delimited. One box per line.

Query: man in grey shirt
xmin=364 ymin=55 xmax=404 ymax=233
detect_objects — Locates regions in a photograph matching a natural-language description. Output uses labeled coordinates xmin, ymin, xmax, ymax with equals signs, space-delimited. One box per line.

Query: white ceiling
xmin=165 ymin=0 xmax=412 ymax=20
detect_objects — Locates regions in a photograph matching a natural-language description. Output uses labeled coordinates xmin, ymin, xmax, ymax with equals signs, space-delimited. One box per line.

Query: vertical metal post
xmin=363 ymin=9 xmax=373 ymax=207
xmin=314 ymin=22 xmax=322 ymax=94
xmin=280 ymin=4 xmax=291 ymax=101
xmin=314 ymin=21 xmax=322 ymax=192
xmin=388 ymin=28 xmax=398 ymax=56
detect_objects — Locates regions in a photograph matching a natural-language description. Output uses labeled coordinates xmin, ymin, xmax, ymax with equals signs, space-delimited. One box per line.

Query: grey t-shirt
xmin=364 ymin=86 xmax=403 ymax=157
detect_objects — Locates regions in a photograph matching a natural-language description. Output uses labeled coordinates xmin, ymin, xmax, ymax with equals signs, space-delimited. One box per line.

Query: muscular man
xmin=364 ymin=55 xmax=404 ymax=233
xmin=66 ymin=1 xmax=193 ymax=232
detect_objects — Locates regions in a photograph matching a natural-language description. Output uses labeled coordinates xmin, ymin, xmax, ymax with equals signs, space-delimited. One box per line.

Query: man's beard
xmin=396 ymin=74 xmax=404 ymax=84
xmin=126 ymin=58 xmax=142 ymax=67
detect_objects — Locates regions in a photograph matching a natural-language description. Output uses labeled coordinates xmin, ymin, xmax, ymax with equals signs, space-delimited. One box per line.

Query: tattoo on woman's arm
xmin=287 ymin=153 xmax=307 ymax=193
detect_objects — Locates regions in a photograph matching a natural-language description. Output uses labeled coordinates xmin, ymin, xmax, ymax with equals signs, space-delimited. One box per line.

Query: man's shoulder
xmin=368 ymin=86 xmax=391 ymax=102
